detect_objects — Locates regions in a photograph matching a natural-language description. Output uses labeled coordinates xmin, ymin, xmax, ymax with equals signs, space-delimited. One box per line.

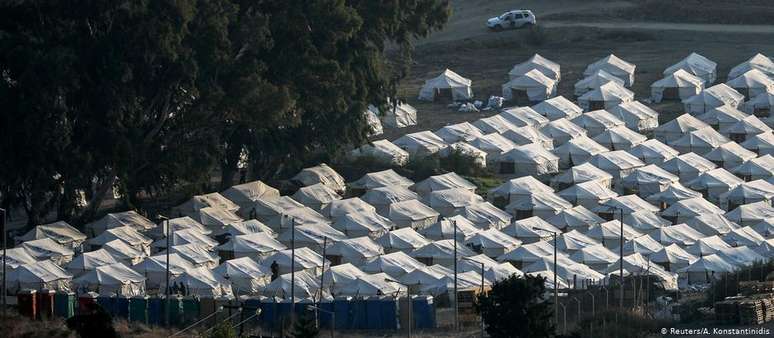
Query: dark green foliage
xmin=572 ymin=308 xmax=671 ymax=338
xmin=290 ymin=312 xmax=319 ymax=338
xmin=206 ymin=320 xmax=237 ymax=338
xmin=476 ymin=274 xmax=555 ymax=338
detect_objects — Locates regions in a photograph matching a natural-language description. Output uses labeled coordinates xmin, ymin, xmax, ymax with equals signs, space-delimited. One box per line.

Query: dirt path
xmin=544 ymin=21 xmax=774 ymax=35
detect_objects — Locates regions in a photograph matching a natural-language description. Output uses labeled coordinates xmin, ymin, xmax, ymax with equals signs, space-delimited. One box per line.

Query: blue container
xmin=129 ymin=296 xmax=149 ymax=324
xmin=54 ymin=292 xmax=75 ymax=318
xmin=147 ymin=296 xmax=163 ymax=326
xmin=380 ymin=297 xmax=398 ymax=330
xmin=412 ymin=295 xmax=436 ymax=329
xmin=365 ymin=297 xmax=383 ymax=330
xmin=351 ymin=297 xmax=368 ymax=330
xmin=318 ymin=300 xmax=335 ymax=329
xmin=181 ymin=296 xmax=200 ymax=325
xmin=258 ymin=298 xmax=277 ymax=331
xmin=115 ymin=296 xmax=131 ymax=319
xmin=97 ymin=294 xmax=116 ymax=316
xmin=332 ymin=296 xmax=351 ymax=330
xmin=168 ymin=296 xmax=183 ymax=326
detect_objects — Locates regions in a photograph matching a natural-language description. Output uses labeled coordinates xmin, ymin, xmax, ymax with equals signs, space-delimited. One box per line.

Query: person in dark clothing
xmin=179 ymin=282 xmax=187 ymax=296
xmin=66 ymin=302 xmax=119 ymax=338
xmin=271 ymin=260 xmax=279 ymax=281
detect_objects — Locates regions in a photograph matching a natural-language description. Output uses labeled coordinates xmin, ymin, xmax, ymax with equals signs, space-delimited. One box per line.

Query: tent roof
xmin=350 ymin=169 xmax=414 ymax=190
xmin=375 ymin=228 xmax=430 ymax=250
xmin=362 ymin=185 xmax=419 ymax=206
xmin=327 ymin=236 xmax=384 ymax=259
xmin=17 ymin=221 xmax=86 ymax=245
xmin=215 ymin=232 xmax=286 ymax=254
xmin=212 ymin=257 xmax=270 ymax=279
xmin=510 ymin=53 xmax=561 ymax=79
xmin=435 ymin=122 xmax=485 ymax=143
xmin=20 ymin=237 xmax=74 ymax=258
xmin=292 ymin=183 xmax=342 ymax=206
xmin=292 ymin=163 xmax=346 ymax=192
xmin=664 ymin=52 xmax=717 ymax=78
xmin=532 ymin=96 xmax=583 ymax=120
xmin=412 ymin=172 xmax=476 ymax=194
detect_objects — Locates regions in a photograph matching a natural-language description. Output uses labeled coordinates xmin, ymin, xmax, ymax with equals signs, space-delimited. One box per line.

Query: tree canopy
xmin=0 ymin=0 xmax=450 ymax=225
xmin=476 ymin=274 xmax=556 ymax=338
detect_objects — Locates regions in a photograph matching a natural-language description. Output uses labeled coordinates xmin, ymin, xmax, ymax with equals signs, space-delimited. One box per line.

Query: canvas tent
xmin=361 ymin=185 xmax=419 ymax=216
xmin=733 ymin=155 xmax=774 ymax=181
xmin=540 ymin=118 xmax=587 ymax=147
xmin=726 ymin=69 xmax=774 ymax=99
xmin=473 ymin=115 xmax=519 ymax=134
xmin=364 ymin=107 xmax=383 ymax=136
xmin=654 ymin=114 xmax=710 ymax=144
xmin=726 ymin=115 xmax=771 ymax=143
xmin=683 ymin=84 xmax=744 ymax=114
xmin=73 ymin=263 xmax=146 ymax=296
xmin=650 ymin=69 xmax=704 ymax=103
xmin=728 ymin=53 xmax=774 ymax=79
xmin=84 ymin=211 xmax=157 ymax=237
xmin=174 ymin=192 xmax=240 ymax=220
xmin=501 ymin=126 xmax=553 ymax=149
xmin=131 ymin=253 xmax=194 ymax=289
xmin=669 ymin=127 xmax=730 ymax=155
xmin=551 ymin=162 xmax=613 ymax=191
xmin=593 ymin=126 xmax=647 ymax=151
xmin=726 ymin=201 xmax=774 ymax=226
xmin=361 ymin=251 xmax=426 ymax=277
xmin=21 ymin=238 xmax=74 ymax=265
xmin=434 ymin=122 xmax=484 ymax=143
xmin=621 ymin=164 xmax=680 ymax=197
xmin=577 ymin=82 xmax=635 ymax=111
xmin=412 ymin=172 xmax=476 ymax=196
xmin=393 ymin=131 xmax=448 ymax=157
xmin=66 ymin=249 xmax=118 ymax=276
xmin=498 ymin=143 xmax=560 ymax=176
xmin=375 ymin=228 xmax=430 ymax=253
xmin=350 ymin=140 xmax=410 ymax=166
xmin=488 ymin=176 xmax=555 ymax=207
xmin=221 ymin=181 xmax=280 ymax=212
xmin=456 ymin=202 xmax=513 ymax=229
xmin=744 ymin=92 xmax=774 ymax=117
xmin=172 ymin=267 xmax=233 ymax=297
xmin=291 ymin=183 xmax=342 ymax=212
xmin=418 ymin=69 xmax=473 ymax=102
xmin=380 ymin=101 xmax=419 ymax=128
xmin=420 ymin=216 xmax=480 ymax=241
xmin=686 ymin=168 xmax=744 ymax=203
xmin=88 ymin=226 xmax=152 ymax=254
xmin=7 ymin=260 xmax=72 ymax=292
xmin=505 ymin=191 xmax=572 ymax=220
xmin=509 ymin=54 xmax=561 ymax=81
xmin=558 ymin=181 xmax=618 ymax=210
xmin=532 ymin=96 xmax=583 ymax=121
xmin=212 ymin=257 xmax=270 ymax=295
xmin=698 ymin=105 xmax=749 ymax=133
xmin=574 ymin=69 xmax=625 ymax=97
xmin=741 ymin=132 xmax=774 ymax=157
xmin=325 ymin=236 xmax=384 ymax=266
xmin=608 ymin=101 xmax=660 ymax=133
xmin=17 ymin=221 xmax=86 ymax=250
xmin=629 ymin=140 xmax=678 ymax=165
xmin=664 ymin=52 xmax=717 ymax=84
xmin=331 ymin=210 xmax=394 ymax=238
xmin=572 ymin=110 xmax=626 ymax=137
xmin=464 ymin=228 xmax=521 ymax=258
xmin=410 ymin=239 xmax=476 ymax=267
xmin=646 ymin=183 xmax=703 ymax=210
xmin=583 ymin=54 xmax=636 ymax=86
xmin=651 ymin=244 xmax=698 ymax=272
xmin=501 ymin=69 xmax=556 ymax=104
xmin=292 ymin=163 xmax=347 ymax=194
xmin=547 ymin=206 xmax=604 ymax=232
xmin=388 ymin=199 xmax=440 ymax=229
xmin=552 ymin=136 xmax=608 ymax=169
xmin=660 ymin=152 xmax=717 ymax=182
xmin=428 ymin=188 xmax=483 ymax=216
xmin=679 ymin=254 xmax=736 ymax=284
xmin=215 ymin=232 xmax=286 ymax=260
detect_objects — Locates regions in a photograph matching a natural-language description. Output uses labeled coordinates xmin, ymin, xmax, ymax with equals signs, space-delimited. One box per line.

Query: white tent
xmin=501 ymin=69 xmax=556 ymax=103
xmin=684 ymin=235 xmax=732 ymax=256
xmin=751 ymin=218 xmax=774 ymax=238
xmin=605 ymin=253 xmax=678 ymax=290
xmin=325 ymin=236 xmax=384 ymax=266
xmin=577 ymin=82 xmax=635 ymax=111
xmin=292 ymin=163 xmax=346 ymax=194
xmin=588 ymin=150 xmax=645 ymax=185
xmin=331 ymin=210 xmax=394 ymax=238
xmin=221 ymin=181 xmax=280 ymax=212
xmin=262 ymin=271 xmax=320 ymax=299
xmin=131 ymin=253 xmax=194 ymax=289
xmin=622 ymin=211 xmax=671 ymax=232
xmin=388 ymin=199 xmax=440 ymax=229
xmin=375 ymin=228 xmax=430 ymax=253
xmin=552 ymin=136 xmax=608 ymax=170
xmin=277 ymin=224 xmax=346 ymax=253
xmin=574 ymin=69 xmax=625 ymax=97
xmin=174 ymin=192 xmax=240 ymax=220
xmin=540 ymin=118 xmax=587 ymax=147
xmin=726 ymin=69 xmax=774 ymax=99
xmin=398 ymin=266 xmax=446 ymax=290
xmin=669 ymin=127 xmax=730 ymax=155
xmin=547 ymin=205 xmax=604 ymax=232
xmin=630 ymin=141 xmax=678 ymax=168
xmin=569 ymin=244 xmax=618 ymax=272
xmin=646 ymin=183 xmax=702 ymax=210
xmin=583 ymin=54 xmax=636 ymax=86
xmin=501 ymin=126 xmax=553 ymax=149
xmin=726 ymin=201 xmax=774 ymax=226
xmin=168 ymin=243 xmax=219 ymax=269
xmin=464 ymin=228 xmax=522 ymax=258
xmin=441 ymin=142 xmax=488 ymax=168
xmin=684 ymin=213 xmax=738 ymax=236
xmin=410 ymin=239 xmax=475 ymax=267
xmin=350 ymin=139 xmax=410 ymax=166
xmin=727 ymin=116 xmax=772 ymax=144
xmin=66 ymin=249 xmax=118 ymax=276
xmin=380 ymin=101 xmax=419 ymax=128
xmin=364 ymin=107 xmax=383 ymax=136
xmin=322 ymin=197 xmax=375 ymax=219
xmin=678 ymin=254 xmax=736 ymax=284
xmin=572 ymin=110 xmax=626 ymax=137
xmin=20 ymin=237 xmax=74 ymax=265
xmin=532 ymin=96 xmax=582 ymax=121
xmin=412 ymin=172 xmax=476 ymax=196
xmin=470 ymin=133 xmax=517 ymax=165
xmin=212 ymin=257 xmax=270 ymax=295
xmin=100 ymin=239 xmax=146 ymax=266
xmin=498 ymin=143 xmax=560 ymax=176
xmin=558 ymin=181 xmax=618 ymax=210
xmin=724 ymin=226 xmax=766 ymax=247
xmin=504 ymin=216 xmax=561 ymax=244
xmin=683 ymin=84 xmax=744 ymax=114
xmin=593 ymin=126 xmax=646 ymax=151
xmin=509 ymin=53 xmax=561 ymax=81
xmin=428 ymin=188 xmax=483 ymax=216
xmin=654 ymin=114 xmax=710 ymax=144
xmin=17 ymin=221 xmax=86 ymax=250
xmin=321 ymin=263 xmax=367 ymax=293
xmin=556 ymin=229 xmax=600 ymax=253
xmin=418 ymin=69 xmax=473 ymax=102
xmin=455 ymin=202 xmax=512 ymax=229
xmin=650 ymin=69 xmax=704 ymax=103
xmin=505 ymin=191 xmax=572 ymax=220
xmin=420 ymin=216 xmax=480 ymax=241
xmin=260 ymin=247 xmax=329 ymax=276
xmin=393 ymin=131 xmax=449 ymax=157
xmin=660 ymin=152 xmax=717 ymax=182
xmin=1 ymin=247 xmax=37 ymax=270
xmin=664 ymin=52 xmax=717 ymax=84
xmin=341 ymin=273 xmax=404 ymax=296
xmin=716 ymin=246 xmax=766 ymax=267
xmin=361 ymin=251 xmax=426 ymax=277
xmin=697 ymin=105 xmax=748 ymax=133
xmin=594 ymin=194 xmax=659 ymax=218
xmin=198 ymin=207 xmax=243 ymax=228
xmin=742 ymin=132 xmax=774 ymax=157
xmin=661 ymin=197 xmax=725 ymax=224
xmin=584 ymin=221 xmax=643 ymax=249
xmin=84 ymin=211 xmax=157 ymax=237
xmin=499 ymin=107 xmax=550 ymax=128
xmin=743 ymin=92 xmax=774 ymax=117
xmin=719 ymin=180 xmax=774 ymax=211
xmin=551 ymin=162 xmax=613 ymax=191
xmin=473 ymin=115 xmax=519 ymax=134
xmin=88 ymin=226 xmax=152 ymax=254
xmin=497 ymin=240 xmax=564 ymax=269
xmin=622 ymin=164 xmax=679 ymax=197
xmin=8 ymin=260 xmax=72 ymax=292
xmin=617 ymin=234 xmax=665 ymax=256
xmin=361 ymin=185 xmax=419 ymax=216
xmin=73 ymin=263 xmax=145 ymax=296
xmin=172 ymin=267 xmax=233 ymax=297
xmin=609 ymin=101 xmax=660 ymax=133
xmin=148 ymin=216 xmax=212 ymax=239
xmin=728 ymin=53 xmax=774 ymax=79
xmin=434 ymin=122 xmax=484 ymax=143
xmin=647 ymin=224 xmax=705 ymax=248
xmin=488 ymin=176 xmax=554 ymax=206
xmin=651 ymin=244 xmax=698 ymax=272
xmin=291 ymin=183 xmax=341 ymax=212
xmin=686 ymin=168 xmax=743 ymax=203
xmin=523 ymin=255 xmax=605 ymax=287
xmin=733 ymin=155 xmax=774 ymax=181
xmin=215 ymin=232 xmax=286 ymax=260
xmin=261 ymin=204 xmax=329 ymax=229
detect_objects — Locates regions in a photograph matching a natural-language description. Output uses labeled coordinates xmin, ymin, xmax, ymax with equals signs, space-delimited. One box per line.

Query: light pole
xmin=385 ymin=278 xmax=411 ymax=338
xmin=308 ymin=305 xmax=335 ymax=338
xmin=533 ymin=227 xmax=558 ymax=325
xmin=158 ymin=214 xmax=170 ymax=327
xmin=1 ymin=207 xmax=6 ymax=318
xmin=618 ymin=208 xmax=624 ymax=309
xmin=452 ymin=219 xmax=458 ymax=331
xmin=462 ymin=257 xmax=485 ymax=338
xmin=558 ymin=302 xmax=567 ymax=335
xmin=585 ymin=290 xmax=596 ymax=337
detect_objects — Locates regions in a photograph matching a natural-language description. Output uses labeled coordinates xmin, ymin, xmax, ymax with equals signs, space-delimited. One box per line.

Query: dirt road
xmin=544 ymin=21 xmax=774 ymax=35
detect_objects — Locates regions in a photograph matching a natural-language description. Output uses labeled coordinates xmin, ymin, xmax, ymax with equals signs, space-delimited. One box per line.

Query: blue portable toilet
xmin=332 ymin=296 xmax=351 ymax=330
xmin=129 ymin=295 xmax=149 ymax=324
xmin=147 ymin=296 xmax=163 ymax=326
xmin=181 ymin=296 xmax=200 ymax=325
xmin=54 ymin=292 xmax=75 ymax=318
xmin=97 ymin=293 xmax=117 ymax=317
xmin=351 ymin=297 xmax=368 ymax=330
xmin=380 ymin=296 xmax=398 ymax=330
xmin=115 ymin=295 xmax=131 ymax=319
xmin=365 ymin=296 xmax=383 ymax=330
xmin=258 ymin=297 xmax=278 ymax=331
xmin=318 ymin=299 xmax=335 ymax=329
xmin=168 ymin=296 xmax=183 ymax=326
xmin=412 ymin=295 xmax=436 ymax=329
xmin=295 ymin=297 xmax=315 ymax=318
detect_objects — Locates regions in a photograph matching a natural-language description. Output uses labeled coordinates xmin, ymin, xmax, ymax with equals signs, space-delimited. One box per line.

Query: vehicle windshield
xmin=499 ymin=13 xmax=509 ymax=20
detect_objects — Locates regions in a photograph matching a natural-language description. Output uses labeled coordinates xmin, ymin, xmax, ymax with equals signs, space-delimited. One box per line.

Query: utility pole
xmin=1 ymin=208 xmax=6 ymax=318
xmin=290 ymin=216 xmax=296 ymax=309
xmin=533 ymin=227 xmax=558 ymax=325
xmin=452 ymin=219 xmax=458 ymax=330
xmin=619 ymin=208 xmax=624 ymax=309
xmin=158 ymin=214 xmax=170 ymax=327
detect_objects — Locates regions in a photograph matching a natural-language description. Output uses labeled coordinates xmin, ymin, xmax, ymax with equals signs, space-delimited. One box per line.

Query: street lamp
xmin=461 ymin=257 xmax=485 ymax=338
xmin=452 ymin=219 xmax=458 ymax=331
xmin=283 ymin=215 xmax=297 ymax=309
xmin=307 ymin=305 xmax=335 ymax=338
xmin=1 ymin=207 xmax=6 ymax=318
xmin=385 ymin=278 xmax=411 ymax=338
xmin=158 ymin=214 xmax=170 ymax=327
xmin=618 ymin=208 xmax=624 ymax=309
xmin=532 ymin=227 xmax=558 ymax=325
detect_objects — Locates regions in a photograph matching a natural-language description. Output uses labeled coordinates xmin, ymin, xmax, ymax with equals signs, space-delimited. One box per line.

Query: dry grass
xmin=0 ymin=313 xmax=74 ymax=338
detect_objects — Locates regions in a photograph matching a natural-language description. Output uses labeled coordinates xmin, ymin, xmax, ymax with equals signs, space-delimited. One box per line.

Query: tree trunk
xmin=77 ymin=173 xmax=116 ymax=224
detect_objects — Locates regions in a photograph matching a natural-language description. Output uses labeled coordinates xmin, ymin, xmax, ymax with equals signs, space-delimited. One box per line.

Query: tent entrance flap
xmin=753 ymin=108 xmax=770 ymax=118
xmin=662 ymin=87 xmax=680 ymax=101
xmin=435 ymin=88 xmax=453 ymax=102
xmin=499 ymin=162 xmax=515 ymax=175
xmin=734 ymin=87 xmax=750 ymax=99
xmin=589 ymin=100 xmax=606 ymax=111
xmin=510 ymin=89 xmax=532 ymax=106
